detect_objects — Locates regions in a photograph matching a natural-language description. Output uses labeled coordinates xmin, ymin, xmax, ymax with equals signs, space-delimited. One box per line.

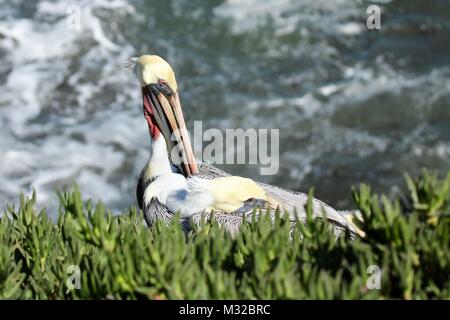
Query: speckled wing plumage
xmin=144 ymin=196 xmax=354 ymax=238
xmin=139 ymin=160 xmax=360 ymax=238
xmin=143 ymin=195 xmax=272 ymax=235
xmin=198 ymin=161 xmax=360 ymax=233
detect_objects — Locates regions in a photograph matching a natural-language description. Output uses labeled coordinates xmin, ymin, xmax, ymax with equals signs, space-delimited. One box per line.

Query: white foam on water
xmin=1 ymin=0 xmax=448 ymax=214
xmin=214 ymin=0 xmax=365 ymax=35
xmin=336 ymin=22 xmax=364 ymax=35
xmin=0 ymin=0 xmax=146 ymax=215
xmin=214 ymin=0 xmax=295 ymax=33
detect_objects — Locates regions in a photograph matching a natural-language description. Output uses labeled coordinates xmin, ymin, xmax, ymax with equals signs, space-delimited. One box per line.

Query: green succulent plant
xmin=0 ymin=170 xmax=448 ymax=299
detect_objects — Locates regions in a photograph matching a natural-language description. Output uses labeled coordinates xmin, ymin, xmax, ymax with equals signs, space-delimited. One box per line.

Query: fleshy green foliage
xmin=0 ymin=171 xmax=449 ymax=299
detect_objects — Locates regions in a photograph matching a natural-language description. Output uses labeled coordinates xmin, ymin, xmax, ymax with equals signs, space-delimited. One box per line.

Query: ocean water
xmin=0 ymin=0 xmax=449 ymax=215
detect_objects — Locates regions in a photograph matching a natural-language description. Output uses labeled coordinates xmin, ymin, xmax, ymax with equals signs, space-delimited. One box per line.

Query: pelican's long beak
xmin=142 ymin=83 xmax=198 ymax=177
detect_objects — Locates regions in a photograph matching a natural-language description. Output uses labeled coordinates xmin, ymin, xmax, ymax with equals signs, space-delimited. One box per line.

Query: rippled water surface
xmin=0 ymin=0 xmax=449 ymax=215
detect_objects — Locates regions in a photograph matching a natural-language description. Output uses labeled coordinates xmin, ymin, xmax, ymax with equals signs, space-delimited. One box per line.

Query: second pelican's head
xmin=131 ymin=55 xmax=198 ymax=177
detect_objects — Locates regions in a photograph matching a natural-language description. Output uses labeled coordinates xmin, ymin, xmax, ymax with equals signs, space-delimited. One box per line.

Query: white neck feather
xmin=146 ymin=135 xmax=173 ymax=179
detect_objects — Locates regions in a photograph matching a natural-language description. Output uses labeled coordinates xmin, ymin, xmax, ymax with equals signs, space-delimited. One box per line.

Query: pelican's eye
xmin=156 ymin=79 xmax=174 ymax=97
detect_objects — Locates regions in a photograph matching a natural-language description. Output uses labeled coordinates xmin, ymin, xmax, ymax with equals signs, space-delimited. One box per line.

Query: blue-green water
xmin=0 ymin=0 xmax=449 ymax=214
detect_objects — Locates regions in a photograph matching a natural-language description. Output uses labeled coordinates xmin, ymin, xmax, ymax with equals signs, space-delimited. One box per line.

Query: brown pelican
xmin=129 ymin=55 xmax=362 ymax=237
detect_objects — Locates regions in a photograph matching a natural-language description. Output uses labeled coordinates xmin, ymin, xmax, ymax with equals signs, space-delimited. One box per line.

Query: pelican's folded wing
xmin=196 ymin=160 xmax=362 ymax=236
xmin=144 ymin=196 xmax=357 ymax=238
